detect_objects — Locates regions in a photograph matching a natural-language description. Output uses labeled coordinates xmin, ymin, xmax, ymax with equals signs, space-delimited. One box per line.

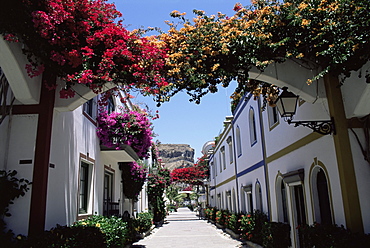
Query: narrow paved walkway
xmin=131 ymin=207 xmax=245 ymax=248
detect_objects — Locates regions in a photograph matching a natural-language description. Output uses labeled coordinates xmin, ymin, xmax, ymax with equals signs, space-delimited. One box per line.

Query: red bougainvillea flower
xmin=1 ymin=0 xmax=169 ymax=101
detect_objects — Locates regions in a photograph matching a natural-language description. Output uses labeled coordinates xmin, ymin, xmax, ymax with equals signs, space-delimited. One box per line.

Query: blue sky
xmin=111 ymin=0 xmax=249 ymax=160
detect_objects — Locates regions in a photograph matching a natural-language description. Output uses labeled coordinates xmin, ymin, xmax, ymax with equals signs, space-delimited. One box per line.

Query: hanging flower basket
xmin=97 ymin=110 xmax=153 ymax=159
xmin=120 ymin=161 xmax=147 ymax=200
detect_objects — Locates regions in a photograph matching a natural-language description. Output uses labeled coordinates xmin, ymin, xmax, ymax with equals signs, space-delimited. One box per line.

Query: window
xmin=83 ymin=97 xmax=97 ymax=119
xmin=249 ymin=107 xmax=257 ymax=145
xmin=316 ymin=170 xmax=332 ymax=224
xmin=282 ymin=168 xmax=306 ymax=248
xmin=294 ymin=185 xmax=307 ymax=226
xmin=232 ymin=189 xmax=237 ymax=213
xmin=312 ymin=167 xmax=333 ymax=225
xmin=243 ymin=185 xmax=253 ymax=213
xmin=226 ymin=191 xmax=231 ymax=210
xmin=255 ymin=182 xmax=263 ymax=212
xmin=214 ymin=158 xmax=217 ymax=176
xmin=227 ymin=136 xmax=233 ymax=164
xmin=236 ymin=126 xmax=242 ymax=157
xmin=280 ymin=181 xmax=289 ymax=223
xmin=221 ymin=146 xmax=226 ymax=170
xmin=103 ymin=171 xmax=114 ymax=216
xmin=219 ymin=152 xmax=222 ymax=173
xmin=276 ymin=177 xmax=289 ymax=223
xmin=211 ymin=162 xmax=215 ymax=179
xmin=79 ymin=161 xmax=92 ymax=214
xmin=107 ymin=96 xmax=115 ymax=114
xmin=267 ymin=105 xmax=279 ymax=129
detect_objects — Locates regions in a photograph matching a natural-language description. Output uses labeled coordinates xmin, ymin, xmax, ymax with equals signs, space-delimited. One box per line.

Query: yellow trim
xmin=266 ymin=132 xmax=322 ymax=164
xmin=216 ymin=175 xmax=236 ymax=188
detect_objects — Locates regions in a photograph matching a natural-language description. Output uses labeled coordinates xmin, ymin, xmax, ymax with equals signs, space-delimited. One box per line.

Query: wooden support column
xmin=324 ymin=74 xmax=363 ymax=233
xmin=28 ymin=70 xmax=56 ymax=237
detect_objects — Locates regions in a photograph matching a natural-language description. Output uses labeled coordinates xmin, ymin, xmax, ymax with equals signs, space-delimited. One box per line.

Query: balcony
xmin=100 ymin=143 xmax=139 ymax=163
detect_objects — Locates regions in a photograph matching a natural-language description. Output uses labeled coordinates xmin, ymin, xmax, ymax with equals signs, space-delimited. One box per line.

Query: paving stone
xmin=131 ymin=207 xmax=245 ymax=248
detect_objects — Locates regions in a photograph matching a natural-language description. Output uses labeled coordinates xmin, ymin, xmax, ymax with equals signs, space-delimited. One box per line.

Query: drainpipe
xmin=257 ymin=96 xmax=271 ymax=219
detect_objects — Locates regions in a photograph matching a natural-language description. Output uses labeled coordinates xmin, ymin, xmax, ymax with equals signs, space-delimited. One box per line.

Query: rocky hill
xmin=157 ymin=144 xmax=194 ymax=171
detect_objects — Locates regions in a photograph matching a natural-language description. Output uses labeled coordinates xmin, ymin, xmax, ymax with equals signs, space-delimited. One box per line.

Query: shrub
xmin=25 ymin=225 xmax=106 ymax=248
xmin=0 ymin=170 xmax=31 ymax=248
xmin=134 ymin=212 xmax=153 ymax=234
xmin=187 ymin=205 xmax=194 ymax=211
xmin=215 ymin=209 xmax=229 ymax=226
xmin=72 ymin=215 xmax=133 ymax=247
xmin=240 ymin=210 xmax=268 ymax=245
xmin=227 ymin=213 xmax=242 ymax=234
xmin=262 ymin=222 xmax=291 ymax=248
xmin=298 ymin=223 xmax=370 ymax=248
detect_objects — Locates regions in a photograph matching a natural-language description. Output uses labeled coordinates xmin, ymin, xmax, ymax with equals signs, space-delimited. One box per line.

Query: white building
xmin=0 ymin=36 xmax=151 ymax=236
xmin=206 ymin=60 xmax=370 ymax=247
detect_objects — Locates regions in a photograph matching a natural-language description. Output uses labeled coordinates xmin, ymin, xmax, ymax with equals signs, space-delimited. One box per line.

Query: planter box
xmin=154 ymin=220 xmax=164 ymax=227
xmin=244 ymin=241 xmax=264 ymax=248
xmin=215 ymin=223 xmax=225 ymax=229
xmin=225 ymin=228 xmax=240 ymax=239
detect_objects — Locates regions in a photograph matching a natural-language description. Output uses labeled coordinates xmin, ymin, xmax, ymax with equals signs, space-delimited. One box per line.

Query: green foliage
xmin=298 ymin=223 xmax=370 ymax=248
xmin=0 ymin=170 xmax=31 ymax=247
xmin=161 ymin=0 xmax=370 ymax=105
xmin=227 ymin=213 xmax=242 ymax=234
xmin=0 ymin=170 xmax=31 ymax=218
xmin=204 ymin=207 xmax=218 ymax=222
xmin=134 ymin=212 xmax=153 ymax=234
xmin=147 ymin=167 xmax=171 ymax=223
xmin=262 ymin=222 xmax=291 ymax=248
xmin=165 ymin=184 xmax=179 ymax=205
xmin=240 ymin=210 xmax=269 ymax=245
xmin=204 ymin=207 xmax=291 ymax=248
xmin=24 ymin=225 xmax=106 ymax=248
xmin=215 ymin=209 xmax=230 ymax=226
xmin=187 ymin=205 xmax=194 ymax=211
xmin=72 ymin=215 xmax=133 ymax=247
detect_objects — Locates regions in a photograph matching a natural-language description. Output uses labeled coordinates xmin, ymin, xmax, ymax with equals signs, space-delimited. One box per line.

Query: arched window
xmin=232 ymin=188 xmax=237 ymax=213
xmin=317 ymin=170 xmax=332 ymax=224
xmin=249 ymin=107 xmax=257 ymax=145
xmin=280 ymin=180 xmax=289 ymax=223
xmin=276 ymin=176 xmax=289 ymax=223
xmin=243 ymin=185 xmax=253 ymax=213
xmin=255 ymin=182 xmax=263 ymax=212
xmin=236 ymin=126 xmax=242 ymax=156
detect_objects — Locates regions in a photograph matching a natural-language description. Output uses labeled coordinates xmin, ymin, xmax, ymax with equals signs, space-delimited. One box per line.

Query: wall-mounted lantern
xmin=275 ymin=87 xmax=335 ymax=135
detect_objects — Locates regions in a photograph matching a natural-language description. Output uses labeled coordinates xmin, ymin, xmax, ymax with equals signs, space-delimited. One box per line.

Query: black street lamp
xmin=275 ymin=87 xmax=336 ymax=135
xmin=275 ymin=87 xmax=299 ymax=119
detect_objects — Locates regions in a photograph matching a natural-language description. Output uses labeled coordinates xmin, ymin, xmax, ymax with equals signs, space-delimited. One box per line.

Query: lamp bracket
xmin=287 ymin=117 xmax=335 ymax=135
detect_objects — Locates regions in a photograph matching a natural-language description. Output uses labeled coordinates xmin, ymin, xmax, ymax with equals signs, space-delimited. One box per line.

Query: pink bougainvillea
xmin=121 ymin=161 xmax=147 ymax=200
xmin=96 ymin=109 xmax=153 ymax=159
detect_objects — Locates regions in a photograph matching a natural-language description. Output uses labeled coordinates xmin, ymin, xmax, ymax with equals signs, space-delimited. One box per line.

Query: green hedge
xmin=72 ymin=215 xmax=134 ymax=247
xmin=299 ymin=223 xmax=370 ymax=248
xmin=25 ymin=225 xmax=106 ymax=248
xmin=204 ymin=208 xmax=291 ymax=248
xmin=134 ymin=212 xmax=153 ymax=234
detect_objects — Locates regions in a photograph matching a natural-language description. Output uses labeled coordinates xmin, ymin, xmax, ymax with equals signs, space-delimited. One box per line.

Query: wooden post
xmin=28 ymin=70 xmax=56 ymax=237
xmin=324 ymin=74 xmax=363 ymax=233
